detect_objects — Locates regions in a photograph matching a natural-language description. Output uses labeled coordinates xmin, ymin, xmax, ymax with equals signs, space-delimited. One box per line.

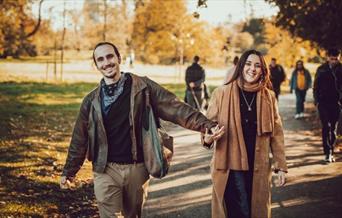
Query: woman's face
xmin=242 ymin=54 xmax=262 ymax=84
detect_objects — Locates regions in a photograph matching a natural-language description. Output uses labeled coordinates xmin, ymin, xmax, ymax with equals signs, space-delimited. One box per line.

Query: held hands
xmin=204 ymin=125 xmax=225 ymax=144
xmin=189 ymin=82 xmax=195 ymax=88
xmin=277 ymin=171 xmax=286 ymax=187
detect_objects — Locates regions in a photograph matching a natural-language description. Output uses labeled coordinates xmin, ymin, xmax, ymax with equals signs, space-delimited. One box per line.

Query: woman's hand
xmin=204 ymin=125 xmax=225 ymax=144
xmin=277 ymin=171 xmax=286 ymax=186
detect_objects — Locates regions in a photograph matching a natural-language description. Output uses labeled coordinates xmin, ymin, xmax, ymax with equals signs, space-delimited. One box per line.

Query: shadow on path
xmin=143 ymin=92 xmax=342 ymax=218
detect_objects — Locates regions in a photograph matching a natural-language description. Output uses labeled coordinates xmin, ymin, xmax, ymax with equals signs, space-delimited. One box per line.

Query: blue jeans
xmin=295 ymin=89 xmax=307 ymax=114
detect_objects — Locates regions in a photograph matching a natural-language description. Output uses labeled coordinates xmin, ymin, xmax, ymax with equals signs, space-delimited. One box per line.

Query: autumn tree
xmin=242 ymin=18 xmax=265 ymax=48
xmin=263 ymin=19 xmax=317 ymax=68
xmin=31 ymin=20 xmax=54 ymax=55
xmin=132 ymin=0 xmax=184 ymax=64
xmin=132 ymin=0 xmax=214 ymax=65
xmin=0 ymin=0 xmax=44 ymax=58
xmin=266 ymin=0 xmax=342 ymax=49
xmin=80 ymin=0 xmax=132 ymax=56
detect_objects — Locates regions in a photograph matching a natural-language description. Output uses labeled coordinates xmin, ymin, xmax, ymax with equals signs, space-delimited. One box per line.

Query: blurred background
xmin=1 ymin=0 xmax=340 ymax=85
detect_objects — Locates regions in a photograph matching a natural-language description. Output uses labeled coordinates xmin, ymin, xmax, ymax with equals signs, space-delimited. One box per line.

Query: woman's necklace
xmin=241 ymin=90 xmax=256 ymax=111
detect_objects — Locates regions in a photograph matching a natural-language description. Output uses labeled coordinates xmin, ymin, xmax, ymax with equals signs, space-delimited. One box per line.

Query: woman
xmin=203 ymin=50 xmax=287 ymax=218
xmin=290 ymin=60 xmax=312 ymax=119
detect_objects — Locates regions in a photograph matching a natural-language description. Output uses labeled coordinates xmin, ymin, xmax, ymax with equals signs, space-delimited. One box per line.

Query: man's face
xmin=328 ymin=55 xmax=340 ymax=67
xmin=94 ymin=44 xmax=120 ymax=80
xmin=271 ymin=60 xmax=276 ymax=67
xmin=297 ymin=62 xmax=303 ymax=70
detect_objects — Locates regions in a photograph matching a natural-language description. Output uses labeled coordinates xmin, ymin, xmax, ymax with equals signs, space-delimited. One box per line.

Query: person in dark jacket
xmin=269 ymin=58 xmax=286 ymax=100
xmin=59 ymin=42 xmax=224 ymax=217
xmin=185 ymin=55 xmax=209 ymax=111
xmin=313 ymin=48 xmax=342 ymax=163
xmin=290 ymin=60 xmax=312 ymax=119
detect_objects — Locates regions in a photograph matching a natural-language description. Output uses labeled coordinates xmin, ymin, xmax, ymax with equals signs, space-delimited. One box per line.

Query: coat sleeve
xmin=280 ymin=65 xmax=286 ymax=82
xmin=185 ymin=67 xmax=191 ymax=85
xmin=307 ymin=70 xmax=312 ymax=89
xmin=290 ymin=71 xmax=295 ymax=92
xmin=313 ymin=67 xmax=322 ymax=104
xmin=62 ymin=97 xmax=90 ymax=177
xmin=270 ymin=95 xmax=288 ymax=172
xmin=145 ymin=77 xmax=216 ymax=133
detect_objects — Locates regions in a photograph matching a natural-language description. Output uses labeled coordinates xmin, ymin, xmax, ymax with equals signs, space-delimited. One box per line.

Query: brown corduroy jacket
xmin=205 ymin=84 xmax=287 ymax=218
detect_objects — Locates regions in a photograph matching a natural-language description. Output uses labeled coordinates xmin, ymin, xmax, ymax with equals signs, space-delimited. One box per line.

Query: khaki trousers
xmin=93 ymin=163 xmax=150 ymax=218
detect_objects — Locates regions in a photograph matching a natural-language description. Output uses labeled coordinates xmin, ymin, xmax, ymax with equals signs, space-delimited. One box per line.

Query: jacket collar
xmin=129 ymin=73 xmax=147 ymax=97
xmin=90 ymin=73 xmax=147 ymax=122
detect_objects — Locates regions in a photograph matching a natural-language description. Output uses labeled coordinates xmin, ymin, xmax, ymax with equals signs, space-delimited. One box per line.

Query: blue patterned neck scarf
xmin=101 ymin=73 xmax=127 ymax=115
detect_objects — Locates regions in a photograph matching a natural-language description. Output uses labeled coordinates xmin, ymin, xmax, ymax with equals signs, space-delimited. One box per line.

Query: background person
xmin=313 ymin=48 xmax=342 ymax=163
xmin=184 ymin=55 xmax=209 ymax=111
xmin=290 ymin=60 xmax=312 ymax=119
xmin=269 ymin=57 xmax=286 ymax=100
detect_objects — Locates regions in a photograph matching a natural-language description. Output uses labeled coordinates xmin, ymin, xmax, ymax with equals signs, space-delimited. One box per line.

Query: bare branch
xmin=26 ymin=0 xmax=44 ymax=38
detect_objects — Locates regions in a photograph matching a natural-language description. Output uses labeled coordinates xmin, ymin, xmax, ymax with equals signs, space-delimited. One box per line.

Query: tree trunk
xmin=60 ymin=0 xmax=66 ymax=81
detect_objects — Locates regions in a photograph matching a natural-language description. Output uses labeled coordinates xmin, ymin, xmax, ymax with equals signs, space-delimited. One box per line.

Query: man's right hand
xmin=189 ymin=82 xmax=195 ymax=88
xmin=60 ymin=176 xmax=74 ymax=189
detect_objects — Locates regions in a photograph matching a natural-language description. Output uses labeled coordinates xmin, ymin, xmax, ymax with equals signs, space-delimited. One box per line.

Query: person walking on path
xmin=313 ymin=48 xmax=342 ymax=163
xmin=203 ymin=50 xmax=287 ymax=218
xmin=269 ymin=57 xmax=286 ymax=101
xmin=60 ymin=42 xmax=223 ymax=218
xmin=223 ymin=56 xmax=239 ymax=84
xmin=185 ymin=55 xmax=209 ymax=111
xmin=290 ymin=60 xmax=312 ymax=119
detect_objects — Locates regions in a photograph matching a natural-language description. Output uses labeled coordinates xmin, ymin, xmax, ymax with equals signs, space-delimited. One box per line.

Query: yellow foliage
xmin=264 ymin=19 xmax=318 ymax=68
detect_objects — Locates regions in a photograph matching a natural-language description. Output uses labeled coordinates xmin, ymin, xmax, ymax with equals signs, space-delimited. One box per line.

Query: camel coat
xmin=206 ymin=84 xmax=287 ymax=218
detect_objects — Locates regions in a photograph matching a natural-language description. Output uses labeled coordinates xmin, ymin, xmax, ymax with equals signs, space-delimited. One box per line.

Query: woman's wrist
xmin=274 ymin=168 xmax=287 ymax=173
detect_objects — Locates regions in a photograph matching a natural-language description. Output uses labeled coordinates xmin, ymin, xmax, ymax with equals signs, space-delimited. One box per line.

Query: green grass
xmin=0 ymin=81 xmax=216 ymax=216
xmin=0 ymin=82 xmax=99 ymax=216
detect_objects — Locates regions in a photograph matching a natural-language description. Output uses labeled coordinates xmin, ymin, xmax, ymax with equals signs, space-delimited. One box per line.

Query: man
xmin=290 ymin=60 xmax=312 ymax=119
xmin=184 ymin=55 xmax=209 ymax=111
xmin=60 ymin=42 xmax=223 ymax=217
xmin=269 ymin=58 xmax=286 ymax=100
xmin=313 ymin=48 xmax=342 ymax=163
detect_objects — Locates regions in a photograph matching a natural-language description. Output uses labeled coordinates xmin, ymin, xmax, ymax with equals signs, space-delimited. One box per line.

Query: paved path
xmin=143 ymin=92 xmax=342 ymax=218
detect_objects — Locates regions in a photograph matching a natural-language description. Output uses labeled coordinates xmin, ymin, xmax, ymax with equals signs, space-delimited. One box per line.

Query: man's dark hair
xmin=295 ymin=60 xmax=304 ymax=70
xmin=193 ymin=55 xmax=200 ymax=63
xmin=271 ymin=57 xmax=276 ymax=61
xmin=327 ymin=48 xmax=340 ymax=57
xmin=93 ymin=42 xmax=121 ymax=66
